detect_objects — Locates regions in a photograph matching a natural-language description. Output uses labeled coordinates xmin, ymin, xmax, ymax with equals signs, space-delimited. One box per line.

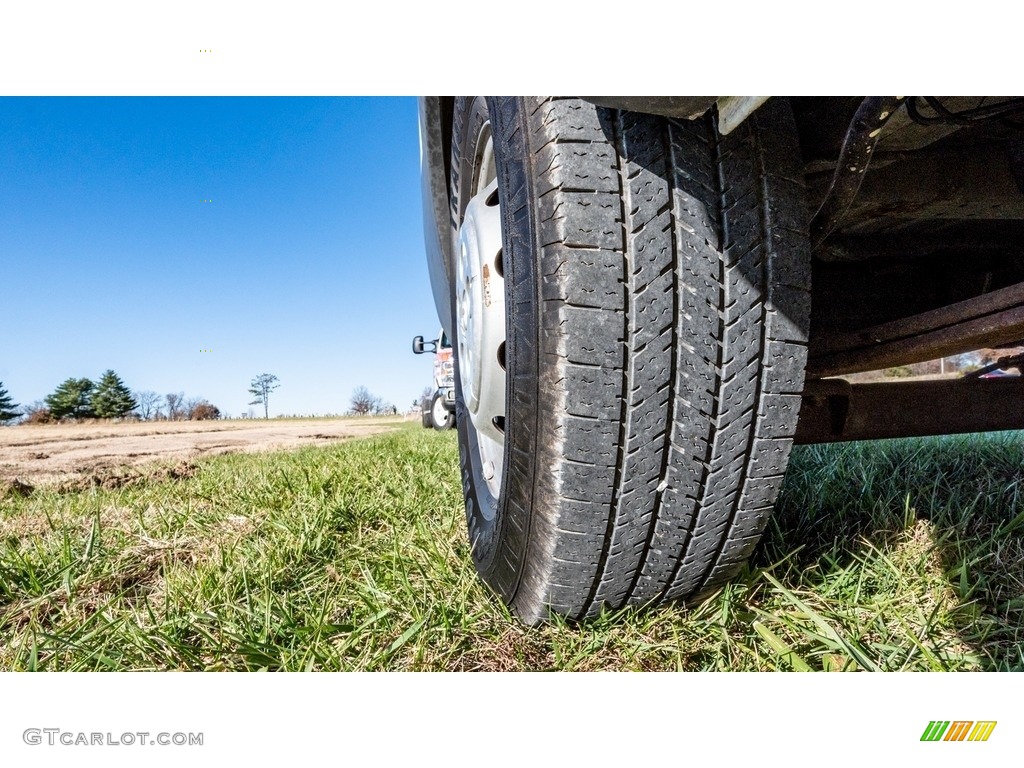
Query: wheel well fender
xmin=420 ymin=97 xmax=455 ymax=337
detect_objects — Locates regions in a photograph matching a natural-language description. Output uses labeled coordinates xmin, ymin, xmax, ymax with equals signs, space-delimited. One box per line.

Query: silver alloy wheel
xmin=431 ymin=394 xmax=449 ymax=428
xmin=455 ymin=127 xmax=505 ymax=500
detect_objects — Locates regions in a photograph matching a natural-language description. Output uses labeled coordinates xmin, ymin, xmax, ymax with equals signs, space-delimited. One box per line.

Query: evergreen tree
xmin=45 ymin=377 xmax=95 ymax=420
xmin=0 ymin=381 xmax=20 ymax=424
xmin=90 ymin=370 xmax=138 ymax=418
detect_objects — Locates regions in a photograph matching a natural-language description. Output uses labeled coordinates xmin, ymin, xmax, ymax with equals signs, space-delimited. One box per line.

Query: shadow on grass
xmin=754 ymin=432 xmax=1024 ymax=670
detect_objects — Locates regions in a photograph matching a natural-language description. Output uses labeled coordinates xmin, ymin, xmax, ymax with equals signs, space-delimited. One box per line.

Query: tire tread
xmin=456 ymin=97 xmax=810 ymax=623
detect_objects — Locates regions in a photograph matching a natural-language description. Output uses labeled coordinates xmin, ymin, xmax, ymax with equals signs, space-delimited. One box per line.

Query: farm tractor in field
xmin=412 ymin=329 xmax=455 ymax=430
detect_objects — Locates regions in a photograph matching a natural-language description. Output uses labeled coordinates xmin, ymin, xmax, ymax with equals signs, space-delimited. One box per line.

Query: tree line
xmin=0 ymin=371 xmax=221 ymax=424
xmin=1 ymin=375 xmax=412 ymax=425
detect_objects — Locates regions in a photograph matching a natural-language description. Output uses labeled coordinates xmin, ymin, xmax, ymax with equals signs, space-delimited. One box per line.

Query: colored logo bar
xmin=921 ymin=721 xmax=997 ymax=742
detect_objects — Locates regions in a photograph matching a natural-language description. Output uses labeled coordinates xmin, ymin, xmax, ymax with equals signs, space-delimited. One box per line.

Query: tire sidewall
xmin=450 ymin=97 xmax=538 ymax=601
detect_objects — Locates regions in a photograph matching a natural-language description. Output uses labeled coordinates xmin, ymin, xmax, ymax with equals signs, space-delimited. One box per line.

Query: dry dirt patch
xmin=0 ymin=418 xmax=400 ymax=488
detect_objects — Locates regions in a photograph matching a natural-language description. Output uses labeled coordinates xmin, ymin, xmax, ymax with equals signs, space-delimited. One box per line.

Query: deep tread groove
xmin=579 ymin=111 xmax=630 ymax=619
xmin=688 ymin=113 xmax=770 ymax=598
xmin=624 ymin=116 xmax=681 ymax=606
xmin=658 ymin=113 xmax=728 ymax=604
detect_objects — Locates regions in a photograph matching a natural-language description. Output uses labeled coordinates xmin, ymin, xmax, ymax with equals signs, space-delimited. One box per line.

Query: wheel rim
xmin=432 ymin=395 xmax=448 ymax=426
xmin=456 ymin=124 xmax=506 ymax=501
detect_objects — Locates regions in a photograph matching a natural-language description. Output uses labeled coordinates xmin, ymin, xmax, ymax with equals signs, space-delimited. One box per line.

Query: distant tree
xmin=0 ymin=382 xmax=20 ymax=424
xmin=248 ymin=373 xmax=280 ymax=419
xmin=90 ymin=370 xmax=138 ymax=419
xmin=349 ymin=386 xmax=381 ymax=415
xmin=45 ymin=377 xmax=95 ymax=420
xmin=419 ymin=386 xmax=433 ymax=409
xmin=183 ymin=396 xmax=202 ymax=420
xmin=134 ymin=390 xmax=163 ymax=420
xmin=165 ymin=392 xmax=185 ymax=420
xmin=970 ymin=348 xmax=1024 ymax=367
xmin=190 ymin=401 xmax=221 ymax=420
xmin=22 ymin=401 xmax=53 ymax=424
xmin=883 ymin=366 xmax=913 ymax=378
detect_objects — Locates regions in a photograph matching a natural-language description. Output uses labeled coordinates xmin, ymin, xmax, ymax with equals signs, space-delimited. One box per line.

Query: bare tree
xmin=134 ymin=390 xmax=163 ymax=420
xmin=21 ymin=400 xmax=52 ymax=424
xmin=248 ymin=374 xmax=280 ymax=419
xmin=165 ymin=392 xmax=185 ymax=421
xmin=183 ymin=396 xmax=203 ymax=420
xmin=349 ymin=386 xmax=380 ymax=415
xmin=419 ymin=386 xmax=434 ymax=410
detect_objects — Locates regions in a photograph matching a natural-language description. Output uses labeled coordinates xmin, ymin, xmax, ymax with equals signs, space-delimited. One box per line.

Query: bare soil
xmin=0 ymin=418 xmax=401 ymax=489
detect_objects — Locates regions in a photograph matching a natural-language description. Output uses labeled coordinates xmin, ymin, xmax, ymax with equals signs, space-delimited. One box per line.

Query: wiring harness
xmin=907 ymin=96 xmax=1024 ymax=128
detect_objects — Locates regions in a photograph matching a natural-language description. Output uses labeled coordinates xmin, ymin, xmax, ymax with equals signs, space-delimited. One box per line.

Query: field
xmin=0 ymin=417 xmax=401 ymax=489
xmin=1 ymin=421 xmax=1022 ymax=671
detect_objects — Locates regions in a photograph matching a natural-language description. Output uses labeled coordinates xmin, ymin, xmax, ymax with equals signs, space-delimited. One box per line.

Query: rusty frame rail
xmin=807 ymin=281 xmax=1024 ymax=378
xmin=795 ymin=376 xmax=1024 ymax=444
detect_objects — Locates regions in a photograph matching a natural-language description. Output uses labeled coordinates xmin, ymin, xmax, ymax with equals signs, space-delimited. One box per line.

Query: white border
xmin=0 ymin=2 xmax=1017 ymax=95
xmin=0 ymin=4 xmax=1018 ymax=766
xmin=0 ymin=673 xmax=1018 ymax=765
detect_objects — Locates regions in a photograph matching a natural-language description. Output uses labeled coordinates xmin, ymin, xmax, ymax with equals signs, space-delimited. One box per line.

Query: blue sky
xmin=0 ymin=97 xmax=443 ymax=416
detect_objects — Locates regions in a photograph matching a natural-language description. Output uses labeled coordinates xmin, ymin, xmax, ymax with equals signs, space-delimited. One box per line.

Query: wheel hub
xmin=456 ymin=158 xmax=505 ymax=499
xmin=431 ymin=395 xmax=448 ymax=426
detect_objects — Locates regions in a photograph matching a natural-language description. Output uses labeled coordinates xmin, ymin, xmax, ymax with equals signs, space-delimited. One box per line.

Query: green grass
xmin=1 ymin=425 xmax=1021 ymax=670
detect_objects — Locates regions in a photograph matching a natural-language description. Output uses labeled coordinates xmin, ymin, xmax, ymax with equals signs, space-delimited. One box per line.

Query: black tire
xmin=430 ymin=391 xmax=454 ymax=431
xmin=421 ymin=405 xmax=432 ymax=429
xmin=450 ymin=97 xmax=811 ymax=624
